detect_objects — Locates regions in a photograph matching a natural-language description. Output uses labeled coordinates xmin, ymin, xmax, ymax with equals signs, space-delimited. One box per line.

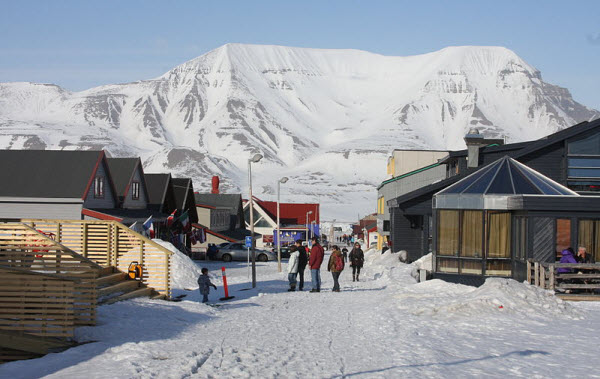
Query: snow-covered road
xmin=2 ymin=250 xmax=600 ymax=378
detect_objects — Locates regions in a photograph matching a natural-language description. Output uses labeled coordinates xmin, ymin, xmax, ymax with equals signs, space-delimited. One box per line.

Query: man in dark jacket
xmin=295 ymin=239 xmax=308 ymax=290
xmin=349 ymin=243 xmax=364 ymax=282
xmin=309 ymin=237 xmax=324 ymax=292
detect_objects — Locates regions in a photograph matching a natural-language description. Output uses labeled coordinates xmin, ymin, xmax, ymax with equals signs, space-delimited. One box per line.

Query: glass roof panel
xmin=486 ymin=161 xmax=515 ymax=194
xmin=440 ymin=161 xmax=499 ymax=194
xmin=463 ymin=163 xmax=502 ymax=194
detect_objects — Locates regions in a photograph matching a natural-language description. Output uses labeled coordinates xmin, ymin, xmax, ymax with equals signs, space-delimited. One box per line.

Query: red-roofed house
xmin=242 ymin=197 xmax=320 ymax=248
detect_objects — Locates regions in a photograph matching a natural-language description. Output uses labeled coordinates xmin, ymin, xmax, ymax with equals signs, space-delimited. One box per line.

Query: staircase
xmin=97 ymin=267 xmax=164 ymax=305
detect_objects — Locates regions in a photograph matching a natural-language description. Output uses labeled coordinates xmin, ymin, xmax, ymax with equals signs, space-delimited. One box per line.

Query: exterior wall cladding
xmin=83 ymin=161 xmax=116 ymax=209
xmin=378 ymin=164 xmax=446 ymax=233
xmin=122 ymin=167 xmax=148 ymax=209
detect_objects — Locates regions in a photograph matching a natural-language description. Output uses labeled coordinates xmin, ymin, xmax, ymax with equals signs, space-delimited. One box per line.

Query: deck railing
xmin=0 ymin=223 xmax=100 ymax=325
xmin=23 ymin=220 xmax=172 ymax=299
xmin=527 ymin=259 xmax=600 ymax=298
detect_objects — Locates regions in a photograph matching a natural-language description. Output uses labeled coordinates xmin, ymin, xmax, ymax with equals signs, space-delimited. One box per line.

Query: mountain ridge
xmin=0 ymin=44 xmax=598 ymax=219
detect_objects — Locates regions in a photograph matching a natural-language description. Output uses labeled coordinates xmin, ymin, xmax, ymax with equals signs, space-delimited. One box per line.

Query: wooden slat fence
xmin=527 ymin=259 xmax=600 ymax=299
xmin=0 ymin=266 xmax=77 ymax=338
xmin=24 ymin=220 xmax=172 ymax=299
xmin=0 ymin=223 xmax=99 ymax=325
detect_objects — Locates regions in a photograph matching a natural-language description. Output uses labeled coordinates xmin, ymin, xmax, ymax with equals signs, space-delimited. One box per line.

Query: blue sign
xmin=245 ymin=236 xmax=252 ymax=248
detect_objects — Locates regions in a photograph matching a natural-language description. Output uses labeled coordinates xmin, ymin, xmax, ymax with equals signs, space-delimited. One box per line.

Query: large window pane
xmin=438 ymin=210 xmax=459 ymax=256
xmin=488 ymin=212 xmax=511 ymax=258
xmin=437 ymin=258 xmax=458 ymax=273
xmin=556 ymin=218 xmax=571 ymax=256
xmin=568 ymin=158 xmax=600 ymax=168
xmin=568 ymin=133 xmax=600 ymax=155
xmin=568 ymin=168 xmax=600 ymax=178
xmin=461 ymin=260 xmax=482 ymax=275
xmin=461 ymin=211 xmax=483 ymax=257
xmin=486 ymin=260 xmax=511 ymax=276
xmin=578 ymin=220 xmax=600 ymax=262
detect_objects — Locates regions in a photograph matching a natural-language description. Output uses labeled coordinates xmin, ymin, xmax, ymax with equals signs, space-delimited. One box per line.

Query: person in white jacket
xmin=287 ymin=245 xmax=299 ymax=291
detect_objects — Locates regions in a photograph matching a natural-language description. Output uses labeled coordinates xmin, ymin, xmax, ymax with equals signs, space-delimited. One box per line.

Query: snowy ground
xmin=2 ymin=249 xmax=600 ymax=378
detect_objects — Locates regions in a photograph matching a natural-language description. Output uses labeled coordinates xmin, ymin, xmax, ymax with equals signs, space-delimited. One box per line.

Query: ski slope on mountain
xmin=0 ymin=44 xmax=598 ymax=219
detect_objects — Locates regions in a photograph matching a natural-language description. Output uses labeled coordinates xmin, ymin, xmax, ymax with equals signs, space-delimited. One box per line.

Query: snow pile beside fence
xmin=396 ymin=278 xmax=582 ymax=320
xmin=152 ymin=239 xmax=202 ymax=290
xmin=362 ymin=249 xmax=416 ymax=286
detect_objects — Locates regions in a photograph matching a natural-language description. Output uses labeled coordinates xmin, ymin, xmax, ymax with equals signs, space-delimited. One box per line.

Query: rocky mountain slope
xmin=0 ymin=44 xmax=598 ymax=219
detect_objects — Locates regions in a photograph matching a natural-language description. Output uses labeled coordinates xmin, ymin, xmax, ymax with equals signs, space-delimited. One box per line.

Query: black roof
xmin=172 ymin=178 xmax=193 ymax=210
xmin=438 ymin=156 xmax=577 ymax=196
xmin=194 ymin=193 xmax=243 ymax=214
xmin=93 ymin=208 xmax=169 ymax=225
xmin=392 ymin=118 xmax=600 ymax=207
xmin=0 ymin=150 xmax=106 ymax=198
xmin=388 ymin=174 xmax=463 ymax=208
xmin=144 ymin=173 xmax=171 ymax=207
xmin=106 ymin=158 xmax=141 ymax=199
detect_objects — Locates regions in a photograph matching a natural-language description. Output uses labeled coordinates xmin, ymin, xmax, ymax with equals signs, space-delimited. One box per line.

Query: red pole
xmin=221 ymin=267 xmax=229 ymax=298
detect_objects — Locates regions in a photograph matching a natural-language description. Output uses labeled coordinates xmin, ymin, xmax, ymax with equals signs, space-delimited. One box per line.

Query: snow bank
xmin=396 ymin=278 xmax=582 ymax=320
xmin=410 ymin=252 xmax=432 ymax=281
xmin=362 ymin=249 xmax=416 ymax=286
xmin=152 ymin=239 xmax=202 ymax=290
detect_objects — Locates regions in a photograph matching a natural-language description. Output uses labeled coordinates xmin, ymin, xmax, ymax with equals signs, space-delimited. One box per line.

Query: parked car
xmin=271 ymin=246 xmax=291 ymax=259
xmin=215 ymin=243 xmax=276 ymax=262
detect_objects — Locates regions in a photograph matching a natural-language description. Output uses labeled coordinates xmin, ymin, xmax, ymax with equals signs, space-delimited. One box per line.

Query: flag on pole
xmin=167 ymin=209 xmax=176 ymax=227
xmin=143 ymin=215 xmax=154 ymax=238
xmin=178 ymin=210 xmax=190 ymax=231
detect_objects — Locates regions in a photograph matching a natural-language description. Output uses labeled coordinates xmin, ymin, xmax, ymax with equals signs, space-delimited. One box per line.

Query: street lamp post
xmin=276 ymin=176 xmax=289 ymax=272
xmin=305 ymin=211 xmax=313 ymax=248
xmin=248 ymin=153 xmax=263 ymax=288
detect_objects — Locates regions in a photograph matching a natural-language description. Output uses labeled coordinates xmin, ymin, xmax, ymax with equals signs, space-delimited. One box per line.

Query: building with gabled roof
xmin=106 ymin=157 xmax=149 ymax=209
xmin=0 ymin=149 xmax=117 ymax=220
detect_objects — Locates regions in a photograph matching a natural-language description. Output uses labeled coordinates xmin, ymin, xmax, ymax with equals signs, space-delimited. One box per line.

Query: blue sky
xmin=1 ymin=0 xmax=599 ymax=109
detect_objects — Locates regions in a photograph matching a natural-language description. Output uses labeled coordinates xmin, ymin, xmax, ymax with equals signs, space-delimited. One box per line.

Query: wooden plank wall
xmin=0 ymin=223 xmax=99 ymax=325
xmin=0 ymin=267 xmax=76 ymax=338
xmin=24 ymin=220 xmax=172 ymax=299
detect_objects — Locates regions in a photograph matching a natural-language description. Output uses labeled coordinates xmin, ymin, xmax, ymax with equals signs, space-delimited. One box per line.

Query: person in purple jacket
xmin=558 ymin=248 xmax=577 ymax=273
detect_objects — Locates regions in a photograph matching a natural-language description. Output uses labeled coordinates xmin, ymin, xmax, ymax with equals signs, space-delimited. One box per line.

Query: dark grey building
xmin=389 ymin=118 xmax=600 ymax=263
xmin=0 ymin=150 xmax=118 ymax=220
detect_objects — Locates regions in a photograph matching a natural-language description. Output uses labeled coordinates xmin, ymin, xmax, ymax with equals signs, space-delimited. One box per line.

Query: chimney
xmin=211 ymin=176 xmax=220 ymax=194
xmin=464 ymin=128 xmax=484 ymax=168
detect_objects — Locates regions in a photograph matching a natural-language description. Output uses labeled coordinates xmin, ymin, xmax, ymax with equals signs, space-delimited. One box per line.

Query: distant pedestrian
xmin=197 ymin=267 xmax=217 ymax=303
xmin=309 ymin=237 xmax=325 ymax=292
xmin=341 ymin=247 xmax=348 ymax=262
xmin=328 ymin=245 xmax=345 ymax=292
xmin=287 ymin=245 xmax=299 ymax=291
xmin=349 ymin=243 xmax=364 ymax=282
xmin=295 ymin=240 xmax=308 ymax=290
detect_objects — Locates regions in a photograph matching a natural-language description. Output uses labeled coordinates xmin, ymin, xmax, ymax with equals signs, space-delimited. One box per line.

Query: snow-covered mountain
xmin=0 ymin=44 xmax=598 ymax=219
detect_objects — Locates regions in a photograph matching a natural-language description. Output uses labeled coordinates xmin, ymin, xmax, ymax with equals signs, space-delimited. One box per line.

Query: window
xmin=94 ymin=177 xmax=104 ymax=198
xmin=578 ymin=220 xmax=600 ymax=261
xmin=131 ymin=181 xmax=140 ymax=200
xmin=436 ymin=210 xmax=512 ymax=276
xmin=568 ymin=133 xmax=600 ymax=190
xmin=461 ymin=211 xmax=483 ymax=258
xmin=437 ymin=210 xmax=459 ymax=256
xmin=556 ymin=218 xmax=571 ymax=257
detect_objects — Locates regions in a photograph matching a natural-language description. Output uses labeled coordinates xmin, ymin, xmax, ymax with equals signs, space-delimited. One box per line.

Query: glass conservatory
xmin=432 ymin=156 xmax=600 ymax=283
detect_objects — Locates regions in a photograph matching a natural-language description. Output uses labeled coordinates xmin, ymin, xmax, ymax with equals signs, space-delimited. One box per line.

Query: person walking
xmin=327 ymin=245 xmax=345 ymax=292
xmin=197 ymin=267 xmax=217 ymax=303
xmin=295 ymin=239 xmax=308 ymax=291
xmin=287 ymin=245 xmax=299 ymax=291
xmin=341 ymin=247 xmax=348 ymax=262
xmin=349 ymin=242 xmax=364 ymax=282
xmin=309 ymin=236 xmax=324 ymax=292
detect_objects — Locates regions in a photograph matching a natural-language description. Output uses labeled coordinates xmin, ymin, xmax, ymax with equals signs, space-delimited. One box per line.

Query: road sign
xmin=245 ymin=236 xmax=252 ymax=248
